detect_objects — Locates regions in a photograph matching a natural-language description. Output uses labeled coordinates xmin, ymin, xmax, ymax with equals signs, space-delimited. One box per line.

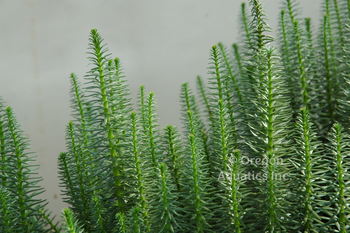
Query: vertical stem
xmin=68 ymin=122 xmax=90 ymax=232
xmin=196 ymin=76 xmax=212 ymax=120
xmin=241 ymin=3 xmax=252 ymax=48
xmin=159 ymin=163 xmax=171 ymax=232
xmin=323 ymin=15 xmax=334 ymax=121
xmin=6 ymin=107 xmax=28 ymax=232
xmin=333 ymin=0 xmax=344 ymax=47
xmin=91 ymin=29 xmax=125 ymax=215
xmin=266 ymin=52 xmax=275 ymax=231
xmin=281 ymin=10 xmax=296 ymax=113
xmin=148 ymin=92 xmax=158 ymax=172
xmin=300 ymin=109 xmax=312 ymax=231
xmin=166 ymin=125 xmax=181 ymax=192
xmin=334 ymin=124 xmax=346 ymax=232
xmin=188 ymin=110 xmax=204 ymax=233
xmin=131 ymin=111 xmax=150 ymax=231
xmin=231 ymin=150 xmax=241 ymax=233
xmin=0 ymin=115 xmax=6 ymax=186
xmin=294 ymin=20 xmax=309 ymax=111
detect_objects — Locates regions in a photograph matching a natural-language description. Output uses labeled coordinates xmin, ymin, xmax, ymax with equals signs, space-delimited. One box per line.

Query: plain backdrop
xmin=0 ymin=0 xmax=321 ymax=222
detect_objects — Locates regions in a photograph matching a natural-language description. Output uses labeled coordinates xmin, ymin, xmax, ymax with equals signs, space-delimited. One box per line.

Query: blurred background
xmin=0 ymin=0 xmax=321 ymax=222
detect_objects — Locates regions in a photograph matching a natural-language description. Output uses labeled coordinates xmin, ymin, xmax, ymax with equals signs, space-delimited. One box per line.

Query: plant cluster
xmin=1 ymin=0 xmax=350 ymax=232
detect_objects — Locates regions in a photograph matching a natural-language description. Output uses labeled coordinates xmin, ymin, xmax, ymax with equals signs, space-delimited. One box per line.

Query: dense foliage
xmin=1 ymin=0 xmax=350 ymax=232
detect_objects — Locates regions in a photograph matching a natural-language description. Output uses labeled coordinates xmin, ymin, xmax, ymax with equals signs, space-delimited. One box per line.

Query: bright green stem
xmin=92 ymin=195 xmax=106 ymax=233
xmin=241 ymin=3 xmax=252 ymax=48
xmin=300 ymin=108 xmax=313 ymax=230
xmin=211 ymin=45 xmax=224 ymax=102
xmin=196 ymin=76 xmax=212 ymax=120
xmin=286 ymin=0 xmax=295 ymax=23
xmin=147 ymin=92 xmax=158 ymax=172
xmin=305 ymin=18 xmax=317 ymax=79
xmin=116 ymin=212 xmax=126 ymax=233
xmin=140 ymin=85 xmax=148 ymax=133
xmin=323 ymin=15 xmax=335 ymax=121
xmin=70 ymin=73 xmax=94 ymax=198
xmin=266 ymin=52 xmax=276 ymax=231
xmin=232 ymin=44 xmax=244 ymax=79
xmin=39 ymin=209 xmax=60 ymax=233
xmin=231 ymin=150 xmax=241 ymax=232
xmin=107 ymin=60 xmax=116 ymax=114
xmin=182 ymin=83 xmax=211 ymax=171
xmin=132 ymin=207 xmax=141 ymax=233
xmin=325 ymin=0 xmax=339 ymax=92
xmin=68 ymin=122 xmax=90 ymax=232
xmin=188 ymin=111 xmax=204 ymax=233
xmin=281 ymin=10 xmax=296 ymax=112
xmin=252 ymin=0 xmax=264 ymax=50
xmin=189 ymin=133 xmax=204 ymax=233
xmin=6 ymin=107 xmax=28 ymax=232
xmin=159 ymin=163 xmax=172 ymax=232
xmin=333 ymin=124 xmax=346 ymax=232
xmin=218 ymin=42 xmax=243 ymax=104
xmin=200 ymin=129 xmax=212 ymax=175
xmin=348 ymin=0 xmax=350 ymax=19
xmin=0 ymin=188 xmax=11 ymax=232
xmin=59 ymin=153 xmax=76 ymax=201
xmin=166 ymin=125 xmax=181 ymax=192
xmin=114 ymin=58 xmax=125 ymax=114
xmin=218 ymin=100 xmax=228 ymax=172
xmin=70 ymin=73 xmax=88 ymax=147
xmin=131 ymin=111 xmax=150 ymax=231
xmin=91 ymin=29 xmax=125 ymax=214
xmin=0 ymin=115 xmax=6 ymax=186
xmin=333 ymin=0 xmax=344 ymax=47
xmin=294 ymin=20 xmax=309 ymax=111
xmin=63 ymin=208 xmax=79 ymax=233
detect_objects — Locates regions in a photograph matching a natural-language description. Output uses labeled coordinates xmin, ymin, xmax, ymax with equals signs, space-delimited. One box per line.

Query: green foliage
xmin=2 ymin=0 xmax=350 ymax=232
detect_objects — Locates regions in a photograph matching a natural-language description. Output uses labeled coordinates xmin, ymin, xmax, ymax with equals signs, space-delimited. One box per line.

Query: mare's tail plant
xmin=1 ymin=0 xmax=350 ymax=232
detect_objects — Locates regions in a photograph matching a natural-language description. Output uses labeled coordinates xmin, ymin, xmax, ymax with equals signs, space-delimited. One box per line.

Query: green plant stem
xmin=131 ymin=111 xmax=150 ymax=231
xmin=165 ymin=125 xmax=181 ymax=192
xmin=294 ymin=20 xmax=309 ymax=111
xmin=211 ymin=45 xmax=224 ymax=103
xmin=241 ymin=3 xmax=252 ymax=48
xmin=39 ymin=209 xmax=60 ymax=233
xmin=286 ymin=0 xmax=295 ymax=22
xmin=188 ymin=110 xmax=204 ymax=233
xmin=218 ymin=42 xmax=243 ymax=105
xmin=70 ymin=73 xmax=88 ymax=146
xmin=196 ymin=76 xmax=212 ymax=120
xmin=59 ymin=152 xmax=76 ymax=203
xmin=323 ymin=15 xmax=334 ymax=121
xmin=0 ymin=115 xmax=6 ymax=186
xmin=91 ymin=29 xmax=125 ymax=215
xmin=68 ymin=122 xmax=90 ymax=232
xmin=0 ymin=188 xmax=11 ymax=232
xmin=281 ymin=10 xmax=296 ymax=113
xmin=132 ymin=207 xmax=141 ymax=233
xmin=147 ymin=92 xmax=158 ymax=172
xmin=232 ymin=44 xmax=244 ymax=79
xmin=92 ymin=195 xmax=106 ymax=233
xmin=140 ymin=85 xmax=148 ymax=132
xmin=300 ymin=109 xmax=313 ymax=230
xmin=266 ymin=52 xmax=276 ymax=231
xmin=159 ymin=163 xmax=172 ymax=232
xmin=333 ymin=0 xmax=344 ymax=47
xmin=325 ymin=0 xmax=339 ymax=95
xmin=333 ymin=124 xmax=346 ymax=232
xmin=6 ymin=107 xmax=28 ymax=232
xmin=63 ymin=208 xmax=80 ymax=233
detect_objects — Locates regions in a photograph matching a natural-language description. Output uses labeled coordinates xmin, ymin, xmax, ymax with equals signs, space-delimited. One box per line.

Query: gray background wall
xmin=0 ymin=0 xmax=321 ymax=221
